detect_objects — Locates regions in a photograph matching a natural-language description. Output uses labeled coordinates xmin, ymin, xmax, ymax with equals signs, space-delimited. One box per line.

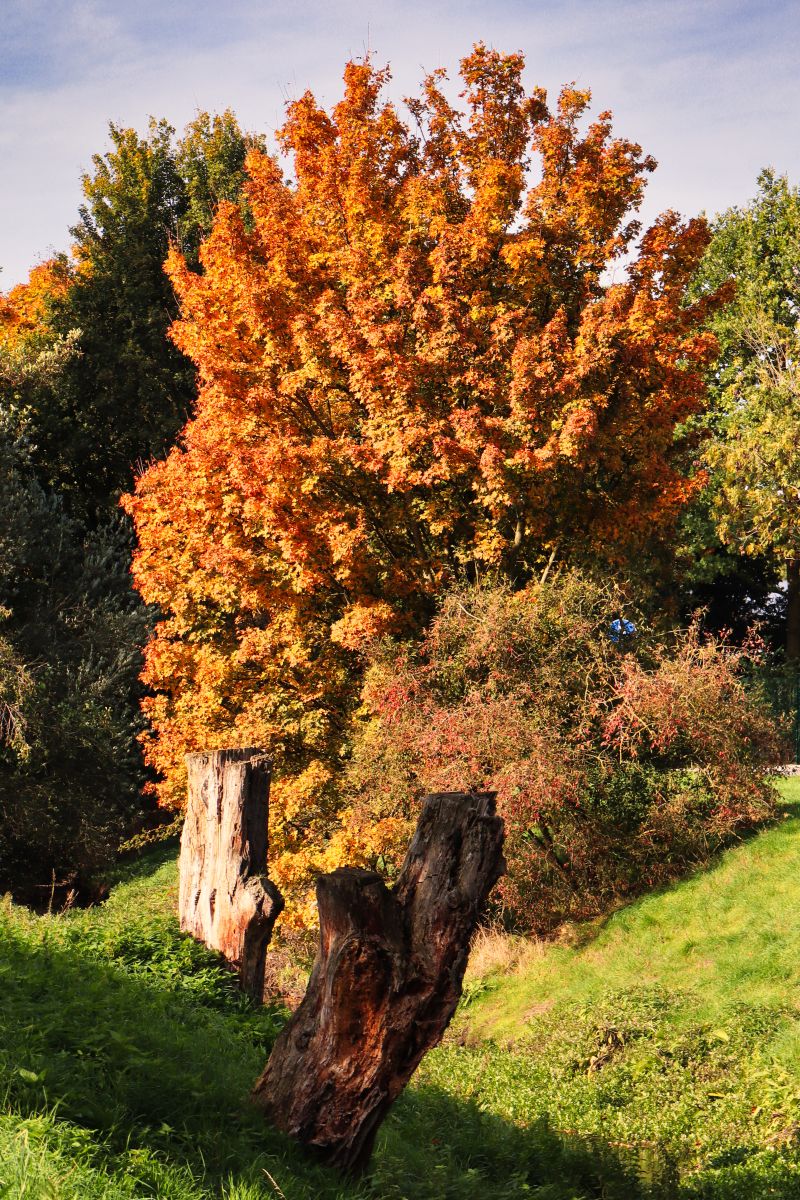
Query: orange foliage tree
xmin=125 ymin=46 xmax=722 ymax=922
xmin=0 ymin=259 xmax=73 ymax=349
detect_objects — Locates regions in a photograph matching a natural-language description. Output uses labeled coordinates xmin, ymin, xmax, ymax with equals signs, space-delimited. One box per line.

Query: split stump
xmin=252 ymin=790 xmax=505 ymax=1174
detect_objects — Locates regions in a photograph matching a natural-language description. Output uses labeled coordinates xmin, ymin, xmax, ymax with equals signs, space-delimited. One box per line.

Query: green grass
xmin=3 ymin=781 xmax=800 ymax=1197
xmin=438 ymin=776 xmax=800 ymax=1197
xmin=0 ymin=841 xmax=657 ymax=1199
xmin=465 ymin=777 xmax=800 ymax=1044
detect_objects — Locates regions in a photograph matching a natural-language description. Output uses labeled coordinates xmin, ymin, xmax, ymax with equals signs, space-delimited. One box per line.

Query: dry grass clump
xmin=263 ymin=934 xmax=313 ymax=1008
xmin=465 ymin=924 xmax=545 ymax=984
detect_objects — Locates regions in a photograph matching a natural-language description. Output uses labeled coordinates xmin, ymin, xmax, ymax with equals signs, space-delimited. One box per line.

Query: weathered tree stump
xmin=179 ymin=748 xmax=284 ymax=1000
xmin=252 ymin=791 xmax=505 ymax=1174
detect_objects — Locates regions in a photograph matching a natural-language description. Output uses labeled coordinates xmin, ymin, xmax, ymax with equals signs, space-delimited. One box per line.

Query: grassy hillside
xmin=2 ymin=781 xmax=800 ymax=1198
xmin=443 ymin=776 xmax=800 ymax=1197
xmin=468 ymin=776 xmax=800 ymax=1039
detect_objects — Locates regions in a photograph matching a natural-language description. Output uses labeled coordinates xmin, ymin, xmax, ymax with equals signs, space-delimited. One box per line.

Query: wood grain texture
xmin=179 ymin=748 xmax=284 ymax=999
xmin=252 ymin=791 xmax=505 ymax=1173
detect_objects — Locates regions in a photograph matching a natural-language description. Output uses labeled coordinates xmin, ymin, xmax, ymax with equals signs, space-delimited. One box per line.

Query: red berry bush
xmin=346 ymin=574 xmax=784 ymax=933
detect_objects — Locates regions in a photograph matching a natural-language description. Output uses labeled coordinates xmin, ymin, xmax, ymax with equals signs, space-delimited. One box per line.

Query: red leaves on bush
xmin=347 ymin=579 xmax=784 ymax=932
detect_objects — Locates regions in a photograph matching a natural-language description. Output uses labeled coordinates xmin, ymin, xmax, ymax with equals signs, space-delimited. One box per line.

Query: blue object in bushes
xmin=609 ymin=618 xmax=636 ymax=643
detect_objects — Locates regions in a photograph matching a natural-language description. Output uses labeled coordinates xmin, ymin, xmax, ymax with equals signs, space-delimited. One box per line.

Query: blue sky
xmin=1 ymin=0 xmax=798 ymax=287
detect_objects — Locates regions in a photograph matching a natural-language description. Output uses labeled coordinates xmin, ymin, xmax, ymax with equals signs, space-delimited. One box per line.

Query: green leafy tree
xmin=176 ymin=110 xmax=260 ymax=262
xmin=689 ymin=171 xmax=800 ymax=657
xmin=25 ymin=112 xmax=261 ymax=519
xmin=0 ymin=109 xmax=262 ymax=890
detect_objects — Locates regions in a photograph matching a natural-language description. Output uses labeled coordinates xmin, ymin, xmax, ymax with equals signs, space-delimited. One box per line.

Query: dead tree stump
xmin=178 ymin=748 xmax=284 ymax=1000
xmin=252 ymin=791 xmax=505 ymax=1174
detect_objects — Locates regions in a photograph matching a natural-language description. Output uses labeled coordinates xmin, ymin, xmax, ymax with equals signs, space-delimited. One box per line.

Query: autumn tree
xmin=125 ymin=47 xmax=722 ymax=920
xmin=689 ymin=171 xmax=800 ymax=658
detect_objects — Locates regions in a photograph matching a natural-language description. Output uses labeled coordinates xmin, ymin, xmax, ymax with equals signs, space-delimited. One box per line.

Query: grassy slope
xmin=435 ymin=776 xmax=800 ymax=1198
xmin=0 ymin=845 xmax=622 ymax=1200
xmin=469 ymin=777 xmax=800 ymax=1043
xmin=2 ymin=781 xmax=800 ymax=1198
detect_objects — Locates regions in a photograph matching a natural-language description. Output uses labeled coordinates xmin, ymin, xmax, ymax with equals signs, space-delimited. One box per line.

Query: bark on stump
xmin=179 ymin=748 xmax=284 ymax=1000
xmin=252 ymin=791 xmax=505 ymax=1174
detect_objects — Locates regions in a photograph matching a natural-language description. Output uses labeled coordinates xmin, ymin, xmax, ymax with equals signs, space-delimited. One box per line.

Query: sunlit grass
xmin=464 ymin=777 xmax=800 ymax=1046
xmin=3 ymin=779 xmax=800 ymax=1197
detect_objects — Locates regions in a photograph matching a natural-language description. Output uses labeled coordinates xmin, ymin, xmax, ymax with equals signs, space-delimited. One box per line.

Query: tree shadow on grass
xmin=378 ymin=1079 xmax=682 ymax=1200
xmin=0 ymin=918 xmax=347 ymax=1198
xmin=3 ymin=924 xmax=795 ymax=1199
xmin=381 ymin=1075 xmax=800 ymax=1200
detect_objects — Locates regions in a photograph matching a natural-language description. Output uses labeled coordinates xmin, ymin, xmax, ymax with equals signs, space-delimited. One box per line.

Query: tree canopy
xmin=125 ymin=46 xmax=723 ymax=916
xmin=1 ymin=111 xmax=261 ymax=520
xmin=691 ymin=171 xmax=800 ymax=657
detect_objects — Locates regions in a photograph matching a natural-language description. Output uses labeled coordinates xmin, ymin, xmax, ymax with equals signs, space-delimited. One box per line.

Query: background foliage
xmin=681 ymin=171 xmax=800 ymax=657
xmin=0 ymin=377 xmax=149 ymax=893
xmin=0 ymin=112 xmax=259 ymax=893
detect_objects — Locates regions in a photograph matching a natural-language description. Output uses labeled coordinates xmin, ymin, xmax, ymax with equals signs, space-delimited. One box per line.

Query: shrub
xmin=0 ymin=406 xmax=151 ymax=895
xmin=345 ymin=575 xmax=783 ymax=932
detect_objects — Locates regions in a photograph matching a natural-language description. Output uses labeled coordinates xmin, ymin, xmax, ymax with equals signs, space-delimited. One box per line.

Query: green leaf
xmin=17 ymin=1067 xmax=42 ymax=1083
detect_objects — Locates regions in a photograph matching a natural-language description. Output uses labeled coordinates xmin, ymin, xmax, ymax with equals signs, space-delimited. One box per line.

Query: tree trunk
xmin=179 ymin=748 xmax=284 ymax=1000
xmin=787 ymin=559 xmax=800 ymax=664
xmin=252 ymin=791 xmax=505 ymax=1175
